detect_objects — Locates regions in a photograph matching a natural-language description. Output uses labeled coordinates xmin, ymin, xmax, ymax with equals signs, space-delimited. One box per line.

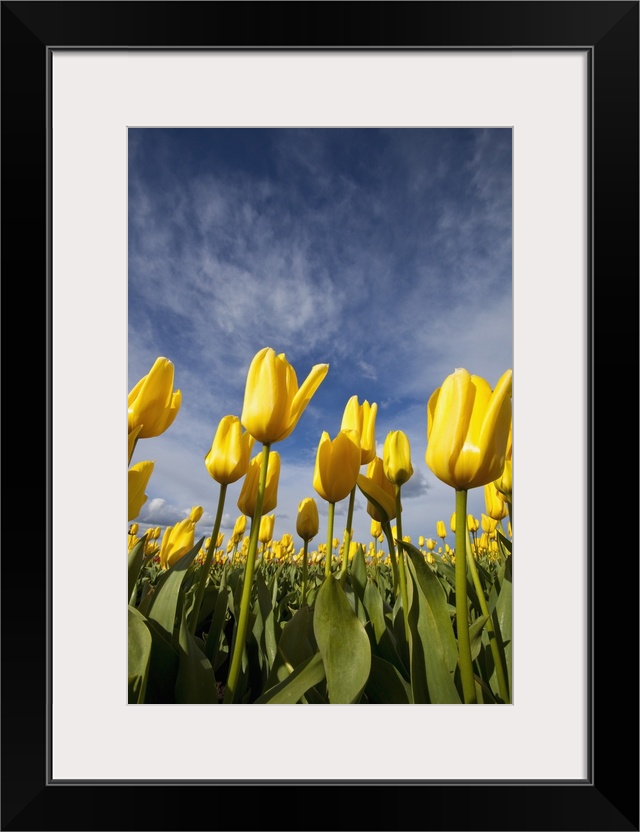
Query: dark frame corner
xmin=2 ymin=2 xmax=638 ymax=830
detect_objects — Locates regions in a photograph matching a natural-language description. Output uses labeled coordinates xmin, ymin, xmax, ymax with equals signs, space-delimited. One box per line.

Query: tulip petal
xmin=279 ymin=362 xmax=330 ymax=442
xmin=425 ymin=368 xmax=474 ymax=487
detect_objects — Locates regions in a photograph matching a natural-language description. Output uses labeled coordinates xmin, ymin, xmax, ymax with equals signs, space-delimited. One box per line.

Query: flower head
xmin=312 ymin=429 xmax=361 ymax=504
xmin=237 ymin=451 xmax=281 ymax=518
xmin=128 ymin=357 xmax=182 ymax=440
xmin=341 ymin=395 xmax=378 ymax=465
xmin=241 ymin=347 xmax=328 ymax=445
xmin=426 ymin=368 xmax=512 ymax=490
xmin=204 ymin=415 xmax=255 ymax=485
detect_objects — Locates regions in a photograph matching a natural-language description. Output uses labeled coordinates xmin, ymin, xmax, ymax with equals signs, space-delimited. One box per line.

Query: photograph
xmin=2 ymin=0 xmax=637 ymax=829
xmin=127 ymin=126 xmax=514 ymax=706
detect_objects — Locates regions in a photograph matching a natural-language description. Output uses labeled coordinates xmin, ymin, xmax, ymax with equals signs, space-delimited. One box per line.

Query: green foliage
xmin=127 ymin=537 xmax=512 ymax=704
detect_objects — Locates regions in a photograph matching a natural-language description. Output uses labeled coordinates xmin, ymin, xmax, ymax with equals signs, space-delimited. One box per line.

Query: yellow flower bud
xmin=232 ymin=515 xmax=247 ymax=540
xmin=426 ymin=367 xmax=512 ymax=490
xmin=481 ymin=513 xmax=499 ymax=534
xmin=450 ymin=511 xmax=456 ymax=533
xmin=237 ymin=451 xmax=281 ymax=518
xmin=436 ymin=520 xmax=447 ymax=539
xmin=340 ymin=395 xmax=378 ymax=465
xmin=128 ymin=460 xmax=154 ymax=522
xmin=383 ymin=430 xmax=414 ymax=486
xmin=240 ymin=347 xmax=329 ymax=445
xmin=467 ymin=514 xmax=479 ymax=533
xmin=296 ymin=497 xmax=319 ymax=542
xmin=158 ymin=506 xmax=203 ymax=570
xmin=495 ymin=458 xmax=512 ymax=501
xmin=312 ymin=429 xmax=361 ymax=504
xmin=258 ymin=514 xmax=275 ymax=544
xmin=426 ymin=538 xmax=437 ymax=551
xmin=484 ymin=481 xmax=509 ymax=521
xmin=418 ymin=536 xmax=425 ymax=548
xmin=128 ymin=357 xmax=182 ymax=439
xmin=370 ymin=519 xmax=382 ymax=539
xmin=204 ymin=415 xmax=255 ymax=485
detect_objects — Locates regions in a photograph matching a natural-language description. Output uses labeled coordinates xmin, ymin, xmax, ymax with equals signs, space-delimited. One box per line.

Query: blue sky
xmin=128 ymin=127 xmax=512 ymax=552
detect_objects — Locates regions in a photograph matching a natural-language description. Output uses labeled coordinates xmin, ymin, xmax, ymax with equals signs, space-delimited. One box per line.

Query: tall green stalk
xmin=394 ymin=486 xmax=410 ymax=640
xmin=455 ymin=488 xmax=477 ymax=703
xmin=224 ymin=443 xmax=271 ymax=703
xmin=382 ymin=520 xmax=399 ymax=596
xmin=339 ymin=487 xmax=356 ymax=579
xmin=324 ymin=502 xmax=335 ymax=579
xmin=189 ymin=482 xmax=227 ymax=636
xmin=301 ymin=539 xmax=309 ymax=606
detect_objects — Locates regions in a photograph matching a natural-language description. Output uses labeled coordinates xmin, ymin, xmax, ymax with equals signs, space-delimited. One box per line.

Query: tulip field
xmin=128 ymin=349 xmax=513 ymax=705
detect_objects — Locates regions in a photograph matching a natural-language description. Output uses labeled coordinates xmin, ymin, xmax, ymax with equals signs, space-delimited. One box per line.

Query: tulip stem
xmin=465 ymin=531 xmax=510 ymax=703
xmin=382 ymin=520 xmax=399 ymax=596
xmin=394 ymin=486 xmax=410 ymax=641
xmin=189 ymin=483 xmax=227 ymax=636
xmin=225 ymin=443 xmax=271 ymax=703
xmin=339 ymin=487 xmax=356 ymax=579
xmin=301 ymin=540 xmax=309 ymax=606
xmin=324 ymin=502 xmax=335 ymax=579
xmin=455 ymin=488 xmax=477 ymax=703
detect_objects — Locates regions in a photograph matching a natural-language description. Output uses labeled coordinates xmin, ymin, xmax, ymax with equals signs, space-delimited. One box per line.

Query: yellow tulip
xmin=313 ymin=429 xmax=361 ymax=504
xmin=495 ymin=458 xmax=512 ymax=501
xmin=370 ymin=518 xmax=382 ymax=539
xmin=159 ymin=506 xmax=203 ymax=570
xmin=450 ymin=511 xmax=456 ymax=533
xmin=128 ymin=357 xmax=182 ymax=439
xmin=436 ymin=520 xmax=447 ymax=539
xmin=357 ymin=456 xmax=397 ymax=523
xmin=340 ymin=395 xmax=378 ymax=465
xmin=258 ymin=514 xmax=275 ymax=544
xmin=426 ymin=367 xmax=512 ymax=490
xmin=418 ymin=536 xmax=425 ymax=548
xmin=467 ymin=514 xmax=479 ymax=533
xmin=481 ymin=513 xmax=499 ymax=534
xmin=232 ymin=515 xmax=247 ymax=541
xmin=484 ymin=481 xmax=509 ymax=521
xmin=240 ymin=347 xmax=329 ymax=445
xmin=204 ymin=414 xmax=255 ymax=485
xmin=426 ymin=538 xmax=437 ymax=551
xmin=237 ymin=450 xmax=281 ymax=517
xmin=383 ymin=430 xmax=414 ymax=486
xmin=128 ymin=460 xmax=154 ymax=522
xmin=296 ymin=497 xmax=319 ymax=541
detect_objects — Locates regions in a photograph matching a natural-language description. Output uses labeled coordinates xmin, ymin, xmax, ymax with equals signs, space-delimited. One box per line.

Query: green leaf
xmin=128 ymin=537 xmax=147 ymax=603
xmin=313 ymin=576 xmax=371 ymax=704
xmin=255 ymin=653 xmax=325 ymax=704
xmin=365 ymin=655 xmax=412 ymax=704
xmin=497 ymin=530 xmax=512 ymax=556
xmin=174 ymin=601 xmax=219 ymax=704
xmin=128 ymin=606 xmax=152 ymax=703
xmin=264 ymin=604 xmax=317 ymax=690
xmin=146 ymin=538 xmax=204 ymax=642
xmin=469 ymin=615 xmax=489 ymax=662
xmin=401 ymin=541 xmax=461 ymax=704
xmin=363 ymin=578 xmax=408 ymax=676
xmin=350 ymin=545 xmax=368 ymax=604
xmin=142 ymin=617 xmax=180 ymax=703
xmin=204 ymin=585 xmax=230 ymax=668
xmin=492 ymin=555 xmax=512 ymax=699
xmin=254 ymin=570 xmax=278 ymax=670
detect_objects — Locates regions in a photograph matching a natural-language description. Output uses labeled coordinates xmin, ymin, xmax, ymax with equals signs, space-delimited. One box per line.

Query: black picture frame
xmin=2 ymin=2 xmax=638 ymax=830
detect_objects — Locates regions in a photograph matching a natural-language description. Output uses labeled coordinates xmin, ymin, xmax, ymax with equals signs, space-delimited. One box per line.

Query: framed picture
xmin=3 ymin=1 xmax=637 ymax=830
